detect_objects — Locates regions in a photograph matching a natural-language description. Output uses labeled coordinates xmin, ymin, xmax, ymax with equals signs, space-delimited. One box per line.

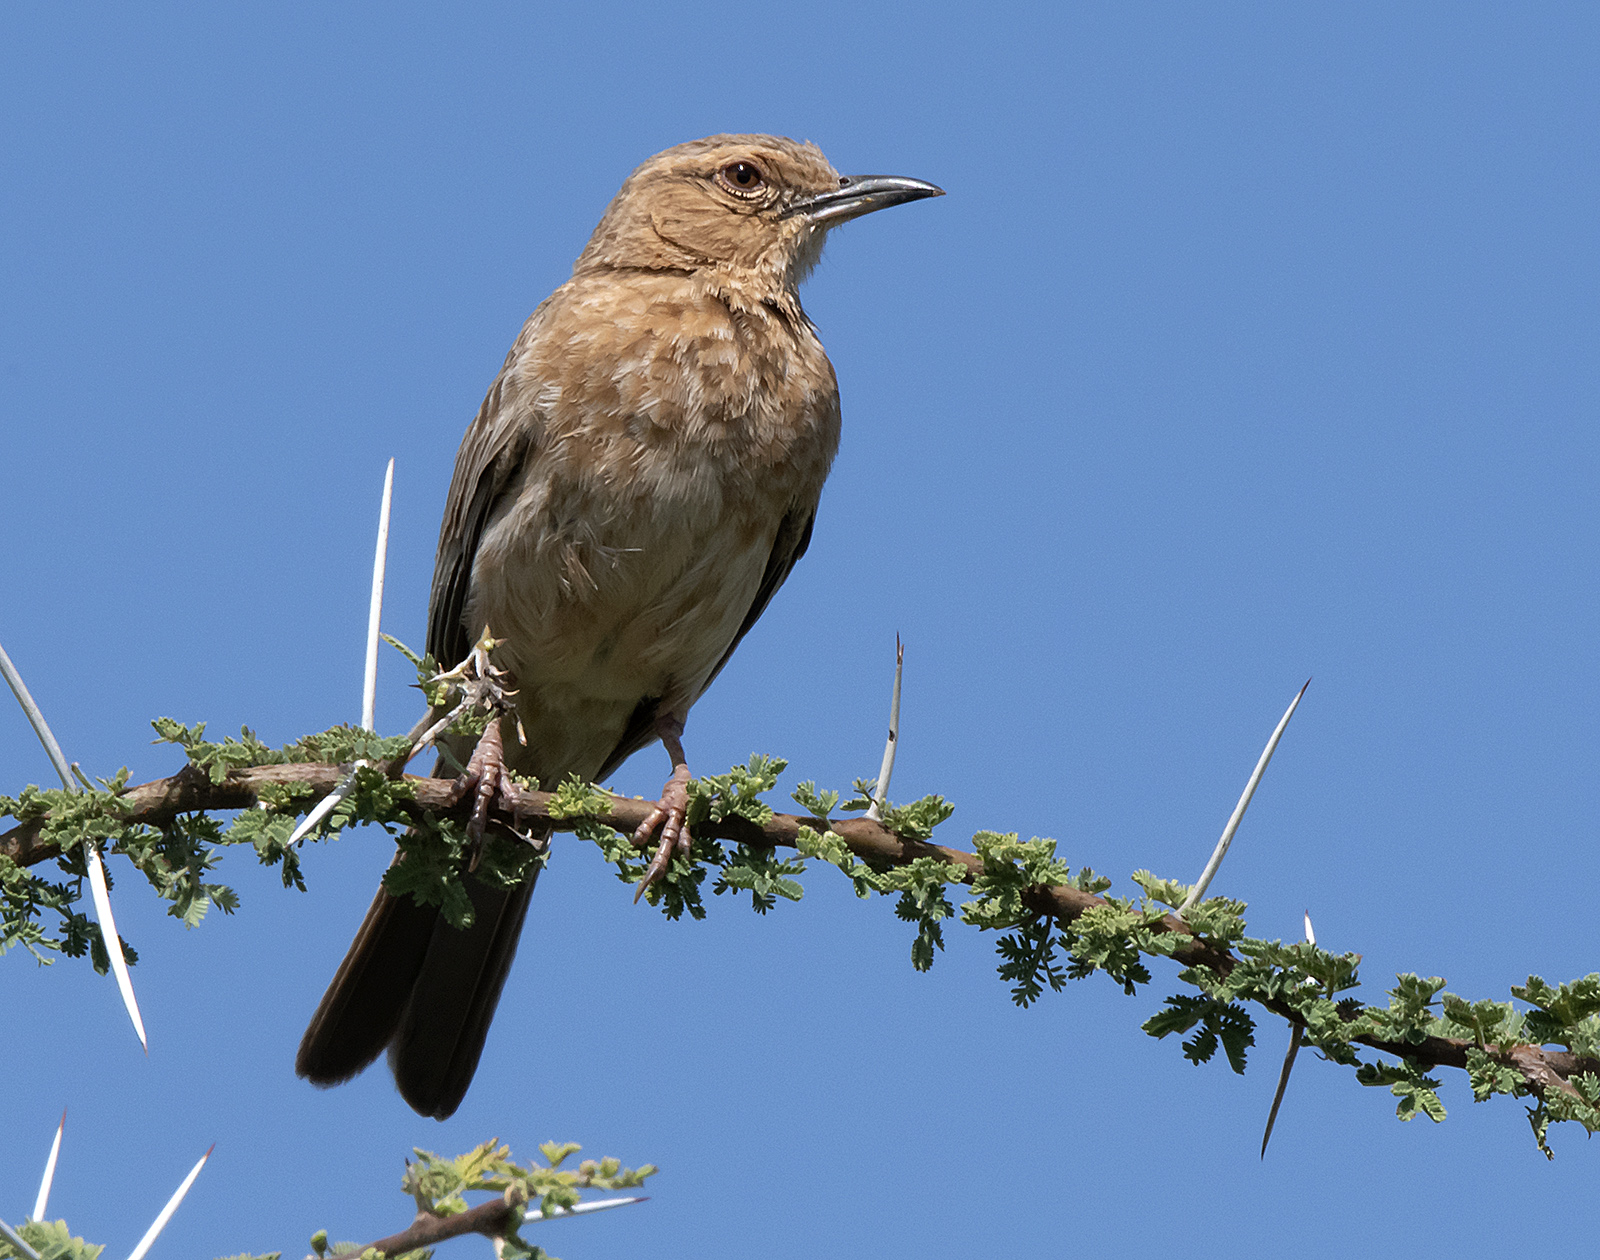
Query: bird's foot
xmin=461 ymin=717 xmax=519 ymax=868
xmin=632 ymin=763 xmax=692 ymax=903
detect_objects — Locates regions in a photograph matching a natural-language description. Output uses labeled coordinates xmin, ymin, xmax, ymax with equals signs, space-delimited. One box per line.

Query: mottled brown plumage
xmin=296 ymin=135 xmax=941 ymax=1118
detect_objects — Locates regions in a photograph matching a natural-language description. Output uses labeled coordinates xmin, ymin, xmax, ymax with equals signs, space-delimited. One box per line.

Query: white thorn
xmin=864 ymin=636 xmax=904 ymax=823
xmin=85 ymin=845 xmax=147 ymax=1052
xmin=125 ymin=1145 xmax=212 ymax=1260
xmin=1179 ymin=679 xmax=1310 ymax=913
xmin=521 ymin=1195 xmax=648 ymax=1224
xmin=32 ymin=1109 xmax=65 ymax=1221
xmin=362 ymin=458 xmax=395 ymax=734
xmin=1260 ymin=907 xmax=1322 ymax=1157
xmin=0 ymin=1218 xmax=42 ymax=1260
xmin=2 ymin=639 xmax=148 ymax=1050
xmin=0 ymin=641 xmax=76 ymax=791
xmin=286 ymin=769 xmax=359 ymax=846
xmin=1260 ymin=1024 xmax=1304 ymax=1158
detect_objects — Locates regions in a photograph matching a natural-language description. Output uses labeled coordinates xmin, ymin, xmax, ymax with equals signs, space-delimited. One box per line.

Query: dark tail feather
xmin=296 ymin=881 xmax=440 ymax=1085
xmin=388 ymin=870 xmax=539 ymax=1119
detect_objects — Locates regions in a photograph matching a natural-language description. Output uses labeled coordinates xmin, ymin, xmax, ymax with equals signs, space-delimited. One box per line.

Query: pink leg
xmin=632 ymin=715 xmax=692 ymax=903
xmin=462 ymin=718 xmax=518 ymax=869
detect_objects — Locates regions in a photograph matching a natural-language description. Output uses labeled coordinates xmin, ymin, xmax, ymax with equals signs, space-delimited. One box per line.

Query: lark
xmin=297 ymin=135 xmax=941 ymax=1118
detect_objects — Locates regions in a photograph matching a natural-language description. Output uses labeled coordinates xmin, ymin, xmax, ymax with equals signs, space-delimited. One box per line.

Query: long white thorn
xmin=0 ymin=639 xmax=146 ymax=1050
xmin=864 ymin=636 xmax=904 ymax=823
xmin=286 ymin=768 xmax=359 ymax=846
xmin=0 ymin=642 xmax=75 ymax=787
xmin=1260 ymin=910 xmax=1319 ymax=1158
xmin=1179 ymin=679 xmax=1310 ymax=914
xmin=32 ymin=1109 xmax=66 ymax=1221
xmin=362 ymin=459 xmax=395 ymax=734
xmin=522 ymin=1195 xmax=649 ymax=1224
xmin=290 ymin=461 xmax=394 ymax=848
xmin=0 ymin=1219 xmax=42 ymax=1260
xmin=85 ymin=847 xmax=146 ymax=1052
xmin=126 ymin=1145 xmax=212 ymax=1260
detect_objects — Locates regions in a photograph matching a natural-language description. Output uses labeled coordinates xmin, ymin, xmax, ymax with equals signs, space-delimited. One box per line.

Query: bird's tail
xmin=296 ymin=865 xmax=538 ymax=1120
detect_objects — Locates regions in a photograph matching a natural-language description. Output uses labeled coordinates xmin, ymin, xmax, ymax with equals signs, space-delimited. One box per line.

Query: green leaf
xmin=1129 ymin=870 xmax=1191 ymax=910
xmin=1357 ymin=1059 xmax=1447 ymax=1123
xmin=879 ymin=794 xmax=955 ymax=841
xmin=791 ymin=781 xmax=839 ymax=819
xmin=1466 ymin=1047 xmax=1526 ymax=1102
xmin=994 ymin=916 xmax=1068 ymax=1007
xmin=1514 ymin=974 xmax=1600 ymax=1058
xmin=685 ymin=755 xmax=787 ymax=828
xmin=539 ymin=1141 xmax=582 ymax=1167
xmin=1143 ymin=993 xmax=1254 ymax=1073
xmin=1440 ymin=993 xmax=1517 ymax=1047
xmin=3 ymin=1219 xmax=105 ymax=1260
xmin=713 ymin=844 xmax=808 ymax=914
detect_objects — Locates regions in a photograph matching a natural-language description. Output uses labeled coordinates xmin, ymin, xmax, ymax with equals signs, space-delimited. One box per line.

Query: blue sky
xmin=4 ymin=4 xmax=1598 ymax=1256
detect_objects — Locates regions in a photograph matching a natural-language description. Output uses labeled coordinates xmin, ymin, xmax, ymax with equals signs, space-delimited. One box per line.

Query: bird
xmin=296 ymin=134 xmax=942 ymax=1119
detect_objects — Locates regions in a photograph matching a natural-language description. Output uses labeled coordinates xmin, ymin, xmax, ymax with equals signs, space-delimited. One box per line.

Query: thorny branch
xmin=5 ymin=756 xmax=1597 ymax=1114
xmin=329 ymin=1193 xmax=517 ymax=1259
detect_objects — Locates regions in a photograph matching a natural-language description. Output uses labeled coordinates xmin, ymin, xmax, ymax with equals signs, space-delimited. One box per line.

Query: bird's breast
xmin=461 ymin=275 xmax=840 ymax=780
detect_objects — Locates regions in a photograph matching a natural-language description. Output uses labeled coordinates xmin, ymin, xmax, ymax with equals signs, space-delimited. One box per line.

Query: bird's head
xmin=574 ymin=134 xmax=942 ymax=301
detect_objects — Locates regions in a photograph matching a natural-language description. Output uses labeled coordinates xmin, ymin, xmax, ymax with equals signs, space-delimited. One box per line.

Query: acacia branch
xmin=5 ymin=760 xmax=1596 ymax=1109
xmin=329 ymin=1192 xmax=518 ymax=1259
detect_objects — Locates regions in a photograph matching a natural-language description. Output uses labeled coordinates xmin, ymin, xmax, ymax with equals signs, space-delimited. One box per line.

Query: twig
xmin=389 ymin=705 xmax=448 ymax=773
xmin=4 ymin=752 xmax=1596 ymax=1109
xmin=0 ymin=638 xmax=146 ymax=1051
xmin=287 ymin=707 xmax=446 ymax=847
xmin=326 ymin=1193 xmax=647 ymax=1259
xmin=1179 ymin=680 xmax=1310 ymax=914
xmin=865 ymin=636 xmax=903 ymax=823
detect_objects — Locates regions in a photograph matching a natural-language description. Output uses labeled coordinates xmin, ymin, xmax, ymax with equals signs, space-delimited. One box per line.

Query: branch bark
xmin=5 ymin=760 xmax=1596 ymax=1107
xmin=328 ymin=1193 xmax=519 ymax=1258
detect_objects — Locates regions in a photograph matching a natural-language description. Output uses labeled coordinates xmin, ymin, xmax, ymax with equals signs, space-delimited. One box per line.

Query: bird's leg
xmin=632 ymin=715 xmax=692 ymax=903
xmin=413 ymin=629 xmax=524 ymax=869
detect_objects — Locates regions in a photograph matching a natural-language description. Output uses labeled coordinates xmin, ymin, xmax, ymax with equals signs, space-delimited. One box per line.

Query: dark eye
xmin=720 ymin=161 xmax=764 ymax=192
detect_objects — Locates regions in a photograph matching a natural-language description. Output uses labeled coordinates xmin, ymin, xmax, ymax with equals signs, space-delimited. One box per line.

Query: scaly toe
xmin=462 ymin=720 xmax=508 ymax=866
xmin=633 ymin=833 xmax=674 ymax=904
xmin=631 ymin=800 xmax=689 ymax=903
xmin=632 ymin=804 xmax=667 ymax=849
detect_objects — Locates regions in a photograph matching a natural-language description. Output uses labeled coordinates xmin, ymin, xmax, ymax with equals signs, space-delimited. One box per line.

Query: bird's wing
xmin=427 ymin=378 xmax=542 ymax=671
xmin=704 ymin=504 xmax=817 ymax=690
xmin=594 ymin=504 xmax=816 ymax=782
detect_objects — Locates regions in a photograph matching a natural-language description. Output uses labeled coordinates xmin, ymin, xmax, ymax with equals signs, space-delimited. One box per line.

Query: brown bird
xmin=296 ymin=134 xmax=941 ymax=1119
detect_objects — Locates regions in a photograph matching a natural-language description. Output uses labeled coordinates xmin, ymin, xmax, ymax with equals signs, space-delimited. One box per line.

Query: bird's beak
xmin=784 ymin=175 xmax=945 ymax=227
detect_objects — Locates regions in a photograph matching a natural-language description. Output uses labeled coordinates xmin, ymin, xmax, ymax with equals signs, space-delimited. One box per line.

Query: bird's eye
xmin=719 ymin=161 xmax=764 ymax=193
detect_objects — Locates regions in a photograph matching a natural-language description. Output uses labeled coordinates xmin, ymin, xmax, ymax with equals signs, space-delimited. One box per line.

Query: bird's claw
xmin=632 ymin=766 xmax=692 ymax=903
xmin=461 ymin=718 xmax=518 ymax=868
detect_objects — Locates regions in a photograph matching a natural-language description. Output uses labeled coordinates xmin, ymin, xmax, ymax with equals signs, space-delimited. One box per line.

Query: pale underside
xmin=435 ymin=265 xmax=842 ymax=787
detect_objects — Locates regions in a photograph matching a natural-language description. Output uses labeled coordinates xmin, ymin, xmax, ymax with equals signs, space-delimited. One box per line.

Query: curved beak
xmin=785 ymin=175 xmax=945 ymax=227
